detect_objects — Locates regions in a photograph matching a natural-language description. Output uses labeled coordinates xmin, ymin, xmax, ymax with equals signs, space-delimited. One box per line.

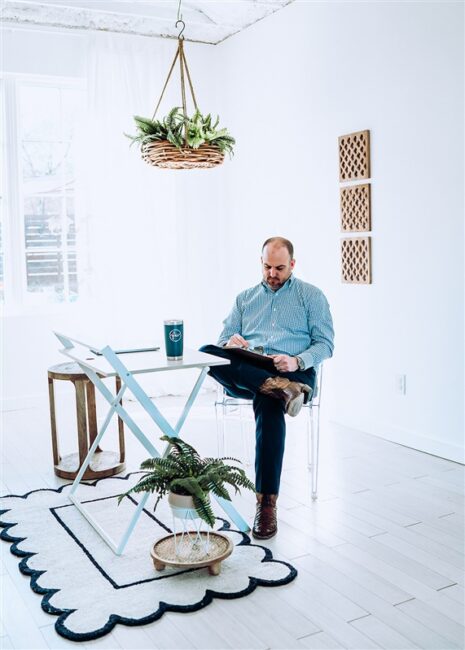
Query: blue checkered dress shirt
xmin=217 ymin=275 xmax=334 ymax=370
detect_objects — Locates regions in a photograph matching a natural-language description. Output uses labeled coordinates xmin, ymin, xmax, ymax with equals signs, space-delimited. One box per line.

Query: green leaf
xmin=170 ymin=476 xmax=206 ymax=500
xmin=192 ymin=495 xmax=216 ymax=527
xmin=125 ymin=108 xmax=235 ymax=157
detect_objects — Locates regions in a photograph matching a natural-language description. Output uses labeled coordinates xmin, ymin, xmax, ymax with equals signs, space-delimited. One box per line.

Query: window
xmin=2 ymin=75 xmax=85 ymax=307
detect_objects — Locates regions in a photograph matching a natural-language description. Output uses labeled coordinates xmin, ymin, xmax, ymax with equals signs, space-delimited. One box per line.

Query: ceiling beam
xmin=0 ymin=0 xmax=294 ymax=45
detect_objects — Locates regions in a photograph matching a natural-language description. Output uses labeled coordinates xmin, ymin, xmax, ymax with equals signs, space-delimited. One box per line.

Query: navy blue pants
xmin=200 ymin=344 xmax=315 ymax=494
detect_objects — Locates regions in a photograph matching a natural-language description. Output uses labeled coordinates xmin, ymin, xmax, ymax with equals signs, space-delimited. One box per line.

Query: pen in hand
xmin=226 ymin=334 xmax=249 ymax=348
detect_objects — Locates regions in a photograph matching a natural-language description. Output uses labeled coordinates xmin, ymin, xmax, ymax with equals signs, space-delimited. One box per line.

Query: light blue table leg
xmin=77 ymin=364 xmax=161 ymax=458
xmin=174 ymin=367 xmax=208 ymax=434
xmin=67 ymin=364 xmax=161 ymax=553
xmin=162 ymin=367 xmax=208 ymax=458
xmin=68 ymin=350 xmax=251 ymax=551
xmin=68 ymin=353 xmax=180 ymax=554
xmin=216 ymin=496 xmax=251 ymax=533
xmin=101 ymin=348 xmax=178 ymax=438
xmin=115 ymin=491 xmax=150 ymax=555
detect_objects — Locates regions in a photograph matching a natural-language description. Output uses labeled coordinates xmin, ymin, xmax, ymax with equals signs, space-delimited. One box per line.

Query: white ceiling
xmin=1 ymin=0 xmax=294 ymax=44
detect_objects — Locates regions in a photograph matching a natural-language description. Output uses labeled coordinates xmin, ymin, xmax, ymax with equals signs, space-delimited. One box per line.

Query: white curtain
xmin=79 ymin=32 xmax=208 ymax=397
xmin=84 ymin=32 xmax=176 ymax=315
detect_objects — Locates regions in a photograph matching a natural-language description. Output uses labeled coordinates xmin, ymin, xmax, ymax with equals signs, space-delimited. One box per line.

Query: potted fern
xmin=118 ymin=435 xmax=254 ymax=528
xmin=127 ymin=108 xmax=235 ymax=170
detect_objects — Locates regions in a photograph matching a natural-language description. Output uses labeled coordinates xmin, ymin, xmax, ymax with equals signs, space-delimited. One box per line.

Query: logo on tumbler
xmin=169 ymin=329 xmax=182 ymax=343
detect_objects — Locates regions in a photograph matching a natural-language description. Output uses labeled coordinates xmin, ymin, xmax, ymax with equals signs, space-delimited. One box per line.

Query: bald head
xmin=262 ymin=237 xmax=294 ymax=259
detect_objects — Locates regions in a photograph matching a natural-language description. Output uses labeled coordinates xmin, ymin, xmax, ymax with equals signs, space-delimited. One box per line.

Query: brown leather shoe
xmin=259 ymin=377 xmax=312 ymax=417
xmin=252 ymin=493 xmax=278 ymax=539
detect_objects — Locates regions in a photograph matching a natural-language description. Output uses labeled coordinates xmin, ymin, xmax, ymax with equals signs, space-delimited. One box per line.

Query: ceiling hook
xmin=176 ymin=19 xmax=185 ymax=39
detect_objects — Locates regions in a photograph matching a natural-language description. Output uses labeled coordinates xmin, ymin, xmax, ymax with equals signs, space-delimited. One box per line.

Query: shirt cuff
xmin=298 ymin=351 xmax=314 ymax=370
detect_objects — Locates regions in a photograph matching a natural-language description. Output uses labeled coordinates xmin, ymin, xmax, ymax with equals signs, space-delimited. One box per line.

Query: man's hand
xmin=226 ymin=334 xmax=249 ymax=348
xmin=271 ymin=354 xmax=298 ymax=372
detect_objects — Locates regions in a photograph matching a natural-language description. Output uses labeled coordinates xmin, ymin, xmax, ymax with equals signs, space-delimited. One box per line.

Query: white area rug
xmin=0 ymin=475 xmax=296 ymax=642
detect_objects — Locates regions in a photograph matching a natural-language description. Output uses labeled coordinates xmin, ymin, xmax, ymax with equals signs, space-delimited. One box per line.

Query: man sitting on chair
xmin=200 ymin=236 xmax=334 ymax=540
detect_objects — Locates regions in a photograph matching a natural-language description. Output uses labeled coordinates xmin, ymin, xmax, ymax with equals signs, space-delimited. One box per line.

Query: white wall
xmin=210 ymin=0 xmax=464 ymax=462
xmin=2 ymin=3 xmax=464 ymax=464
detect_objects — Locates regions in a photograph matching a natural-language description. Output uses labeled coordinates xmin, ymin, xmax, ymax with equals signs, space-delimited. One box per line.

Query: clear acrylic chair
xmin=214 ymin=365 xmax=323 ymax=500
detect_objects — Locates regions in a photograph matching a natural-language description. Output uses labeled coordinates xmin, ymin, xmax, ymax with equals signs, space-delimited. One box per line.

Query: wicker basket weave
xmin=141 ymin=140 xmax=225 ymax=169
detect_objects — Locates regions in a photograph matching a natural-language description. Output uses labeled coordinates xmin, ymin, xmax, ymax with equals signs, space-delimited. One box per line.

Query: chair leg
xmin=310 ymin=405 xmax=320 ymax=501
xmin=240 ymin=405 xmax=253 ymax=467
xmin=306 ymin=406 xmax=312 ymax=471
xmin=215 ymin=401 xmax=226 ymax=458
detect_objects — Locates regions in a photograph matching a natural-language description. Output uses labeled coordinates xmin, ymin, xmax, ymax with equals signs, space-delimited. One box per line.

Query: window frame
xmin=1 ymin=72 xmax=87 ymax=315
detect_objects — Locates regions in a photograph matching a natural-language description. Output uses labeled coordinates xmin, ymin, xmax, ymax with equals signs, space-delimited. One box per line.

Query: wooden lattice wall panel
xmin=340 ymin=183 xmax=371 ymax=232
xmin=339 ymin=130 xmax=370 ymax=182
xmin=341 ymin=237 xmax=372 ymax=284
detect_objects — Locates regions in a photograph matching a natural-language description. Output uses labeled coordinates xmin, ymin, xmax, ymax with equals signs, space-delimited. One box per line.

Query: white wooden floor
xmin=1 ymin=392 xmax=464 ymax=650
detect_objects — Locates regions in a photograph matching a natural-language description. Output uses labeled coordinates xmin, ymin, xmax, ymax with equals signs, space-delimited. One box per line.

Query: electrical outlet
xmin=396 ymin=374 xmax=406 ymax=395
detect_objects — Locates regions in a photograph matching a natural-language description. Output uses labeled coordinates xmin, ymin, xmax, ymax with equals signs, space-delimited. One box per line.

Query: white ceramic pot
xmin=168 ymin=492 xmax=199 ymax=520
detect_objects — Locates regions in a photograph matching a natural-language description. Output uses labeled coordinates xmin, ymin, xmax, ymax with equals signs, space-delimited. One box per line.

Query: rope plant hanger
xmin=126 ymin=1 xmax=235 ymax=170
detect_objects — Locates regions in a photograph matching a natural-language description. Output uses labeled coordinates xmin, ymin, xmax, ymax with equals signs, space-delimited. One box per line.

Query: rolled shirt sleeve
xmin=297 ymin=291 xmax=334 ymax=370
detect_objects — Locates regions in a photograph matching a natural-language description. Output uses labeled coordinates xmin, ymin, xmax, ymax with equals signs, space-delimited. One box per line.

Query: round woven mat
xmin=151 ymin=532 xmax=233 ymax=569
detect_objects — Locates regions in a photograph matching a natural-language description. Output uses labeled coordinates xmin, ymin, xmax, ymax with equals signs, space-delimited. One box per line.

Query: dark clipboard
xmin=210 ymin=345 xmax=276 ymax=371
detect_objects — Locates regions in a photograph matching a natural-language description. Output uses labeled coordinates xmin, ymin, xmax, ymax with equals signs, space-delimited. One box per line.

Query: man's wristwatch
xmin=295 ymin=356 xmax=305 ymax=371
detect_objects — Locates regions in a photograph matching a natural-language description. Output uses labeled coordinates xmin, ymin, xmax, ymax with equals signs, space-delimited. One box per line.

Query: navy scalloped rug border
xmin=0 ymin=474 xmax=297 ymax=642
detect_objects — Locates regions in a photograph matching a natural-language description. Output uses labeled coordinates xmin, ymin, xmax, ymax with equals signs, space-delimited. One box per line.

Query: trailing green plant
xmin=118 ymin=435 xmax=255 ymax=527
xmin=125 ymin=107 xmax=235 ymax=157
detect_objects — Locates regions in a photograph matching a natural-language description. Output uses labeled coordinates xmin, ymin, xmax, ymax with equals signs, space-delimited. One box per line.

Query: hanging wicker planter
xmin=127 ymin=26 xmax=234 ymax=171
xmin=141 ymin=141 xmax=225 ymax=170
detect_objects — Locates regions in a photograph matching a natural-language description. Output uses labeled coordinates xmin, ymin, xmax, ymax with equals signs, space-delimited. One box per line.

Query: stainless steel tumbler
xmin=164 ymin=320 xmax=184 ymax=360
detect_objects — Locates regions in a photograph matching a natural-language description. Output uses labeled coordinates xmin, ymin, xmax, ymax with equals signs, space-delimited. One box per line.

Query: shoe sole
xmin=252 ymin=529 xmax=278 ymax=540
xmin=286 ymin=392 xmax=304 ymax=417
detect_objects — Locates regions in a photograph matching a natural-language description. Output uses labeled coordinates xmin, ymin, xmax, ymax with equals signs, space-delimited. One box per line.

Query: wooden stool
xmin=48 ymin=361 xmax=125 ymax=480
